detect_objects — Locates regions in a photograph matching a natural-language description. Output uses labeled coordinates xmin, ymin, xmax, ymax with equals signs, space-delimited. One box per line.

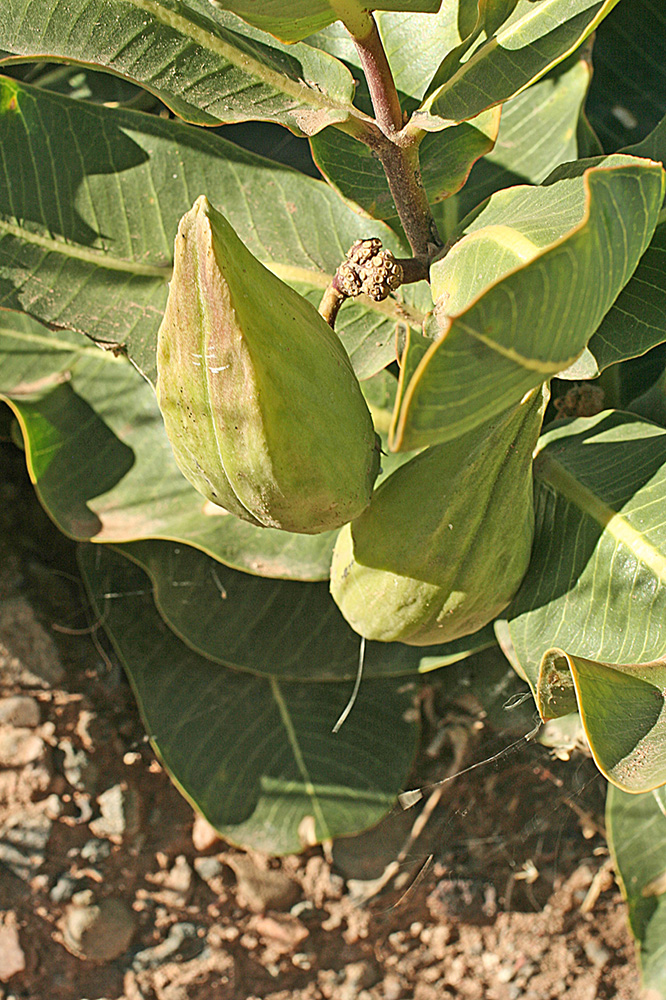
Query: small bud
xmin=156 ymin=197 xmax=380 ymax=533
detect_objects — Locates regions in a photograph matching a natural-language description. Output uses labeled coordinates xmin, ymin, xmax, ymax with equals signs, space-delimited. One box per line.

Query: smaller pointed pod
xmin=330 ymin=385 xmax=549 ymax=645
xmin=156 ymin=196 xmax=380 ymax=533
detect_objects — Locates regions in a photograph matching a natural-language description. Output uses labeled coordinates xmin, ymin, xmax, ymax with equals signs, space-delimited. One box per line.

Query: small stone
xmin=583 ymin=940 xmax=610 ymax=967
xmin=59 ymin=739 xmax=98 ymax=794
xmin=0 ymin=911 xmax=25 ymax=981
xmin=426 ymin=878 xmax=497 ymax=925
xmin=50 ymin=874 xmax=83 ymax=904
xmin=193 ymin=856 xmax=223 ymax=882
xmin=0 ymin=697 xmax=40 ymax=728
xmin=79 ymin=838 xmax=112 ymax=864
xmin=192 ymin=813 xmax=220 ymax=852
xmin=0 ymin=597 xmax=65 ymax=687
xmin=144 ymin=855 xmax=193 ymax=907
xmin=89 ymin=783 xmax=141 ymax=841
xmin=252 ymin=913 xmax=309 ymax=952
xmin=43 ymin=793 xmax=64 ymax=820
xmin=63 ymin=894 xmax=136 ymax=961
xmin=0 ymin=597 xmax=65 ymax=688
xmin=226 ymin=855 xmax=300 ymax=913
xmin=132 ymin=922 xmax=202 ymax=970
xmin=292 ymin=952 xmax=314 ymax=970
xmin=383 ymin=973 xmax=405 ymax=1000
xmin=0 ymin=810 xmax=52 ymax=881
xmin=290 ymin=900 xmax=315 ymax=920
xmin=0 ymin=728 xmax=45 ymax=767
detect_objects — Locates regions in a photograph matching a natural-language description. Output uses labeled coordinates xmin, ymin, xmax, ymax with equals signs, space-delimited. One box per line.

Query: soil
xmin=0 ymin=439 xmax=643 ymax=1000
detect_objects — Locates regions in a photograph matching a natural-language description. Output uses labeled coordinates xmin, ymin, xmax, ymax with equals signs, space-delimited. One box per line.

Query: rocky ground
xmin=0 ymin=439 xmax=644 ymax=1000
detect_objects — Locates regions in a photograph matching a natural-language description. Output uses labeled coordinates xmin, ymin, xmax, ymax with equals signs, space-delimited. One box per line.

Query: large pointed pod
xmin=156 ymin=196 xmax=379 ymax=534
xmin=330 ymin=385 xmax=549 ymax=645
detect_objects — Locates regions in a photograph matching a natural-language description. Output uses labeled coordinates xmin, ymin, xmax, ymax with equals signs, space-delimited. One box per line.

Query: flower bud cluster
xmin=336 ymin=239 xmax=403 ymax=301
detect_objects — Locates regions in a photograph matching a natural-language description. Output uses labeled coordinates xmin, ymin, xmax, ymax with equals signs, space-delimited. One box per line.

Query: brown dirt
xmin=0 ymin=440 xmax=643 ymax=1000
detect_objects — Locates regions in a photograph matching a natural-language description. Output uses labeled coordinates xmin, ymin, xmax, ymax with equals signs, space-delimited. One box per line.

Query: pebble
xmin=89 ymin=783 xmax=141 ymax=841
xmin=0 ymin=728 xmax=45 ymax=768
xmin=584 ymin=939 xmax=610 ymax=967
xmin=63 ymin=891 xmax=137 ymax=961
xmin=0 ymin=810 xmax=52 ymax=881
xmin=226 ymin=855 xmax=300 ymax=913
xmin=193 ymin=856 xmax=224 ymax=883
xmin=0 ymin=696 xmax=40 ymax=728
xmin=132 ymin=922 xmax=203 ymax=969
xmin=59 ymin=739 xmax=98 ymax=794
xmin=252 ymin=913 xmax=309 ymax=951
xmin=0 ymin=911 xmax=25 ymax=982
xmin=79 ymin=838 xmax=112 ymax=864
xmin=192 ymin=813 xmax=220 ymax=852
xmin=50 ymin=874 xmax=85 ymax=904
xmin=382 ymin=973 xmax=406 ymax=1000
xmin=0 ymin=597 xmax=65 ymax=687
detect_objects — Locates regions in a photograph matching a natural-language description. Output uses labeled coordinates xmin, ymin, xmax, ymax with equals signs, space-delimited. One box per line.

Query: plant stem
xmin=340 ymin=14 xmax=442 ymax=258
xmin=350 ymin=14 xmax=403 ymax=136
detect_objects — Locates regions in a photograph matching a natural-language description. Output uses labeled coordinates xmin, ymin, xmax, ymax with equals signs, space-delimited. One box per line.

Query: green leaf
xmin=414 ymin=0 xmax=620 ymax=131
xmin=0 ymin=0 xmax=361 ymax=135
xmin=306 ymin=5 xmax=473 ymax=104
xmin=583 ymin=116 xmax=666 ymax=376
xmin=0 ymin=313 xmax=337 ymax=580
xmin=390 ymin=156 xmax=665 ymax=451
xmin=78 ymin=542 xmax=421 ymax=854
xmin=0 ymin=75 xmax=427 ymax=384
xmin=309 ymin=108 xmax=499 ymax=227
xmin=585 ymin=0 xmax=666 ymax=153
xmin=607 ymin=783 xmax=666 ymax=997
xmin=453 ymin=49 xmax=595 ymax=222
xmin=208 ymin=0 xmax=441 ymax=44
xmin=504 ymin=410 xmax=666 ymax=792
xmin=113 ymin=537 xmax=497 ymax=680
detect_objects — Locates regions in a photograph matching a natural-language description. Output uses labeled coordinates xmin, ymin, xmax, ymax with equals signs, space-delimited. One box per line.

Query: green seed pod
xmin=330 ymin=385 xmax=548 ymax=645
xmin=156 ymin=196 xmax=380 ymax=533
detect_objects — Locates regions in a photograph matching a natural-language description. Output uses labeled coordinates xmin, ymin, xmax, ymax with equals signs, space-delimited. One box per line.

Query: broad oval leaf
xmin=413 ymin=0 xmax=620 ymax=131
xmin=504 ymin=410 xmax=666 ymax=792
xmin=607 ymin=783 xmax=666 ymax=997
xmin=78 ymin=542 xmax=420 ymax=854
xmin=0 ymin=314 xmax=337 ymax=579
xmin=390 ymin=156 xmax=665 ymax=451
xmin=113 ymin=538 xmax=497 ymax=680
xmin=0 ymin=75 xmax=426 ymax=384
xmin=0 ymin=0 xmax=362 ymax=136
